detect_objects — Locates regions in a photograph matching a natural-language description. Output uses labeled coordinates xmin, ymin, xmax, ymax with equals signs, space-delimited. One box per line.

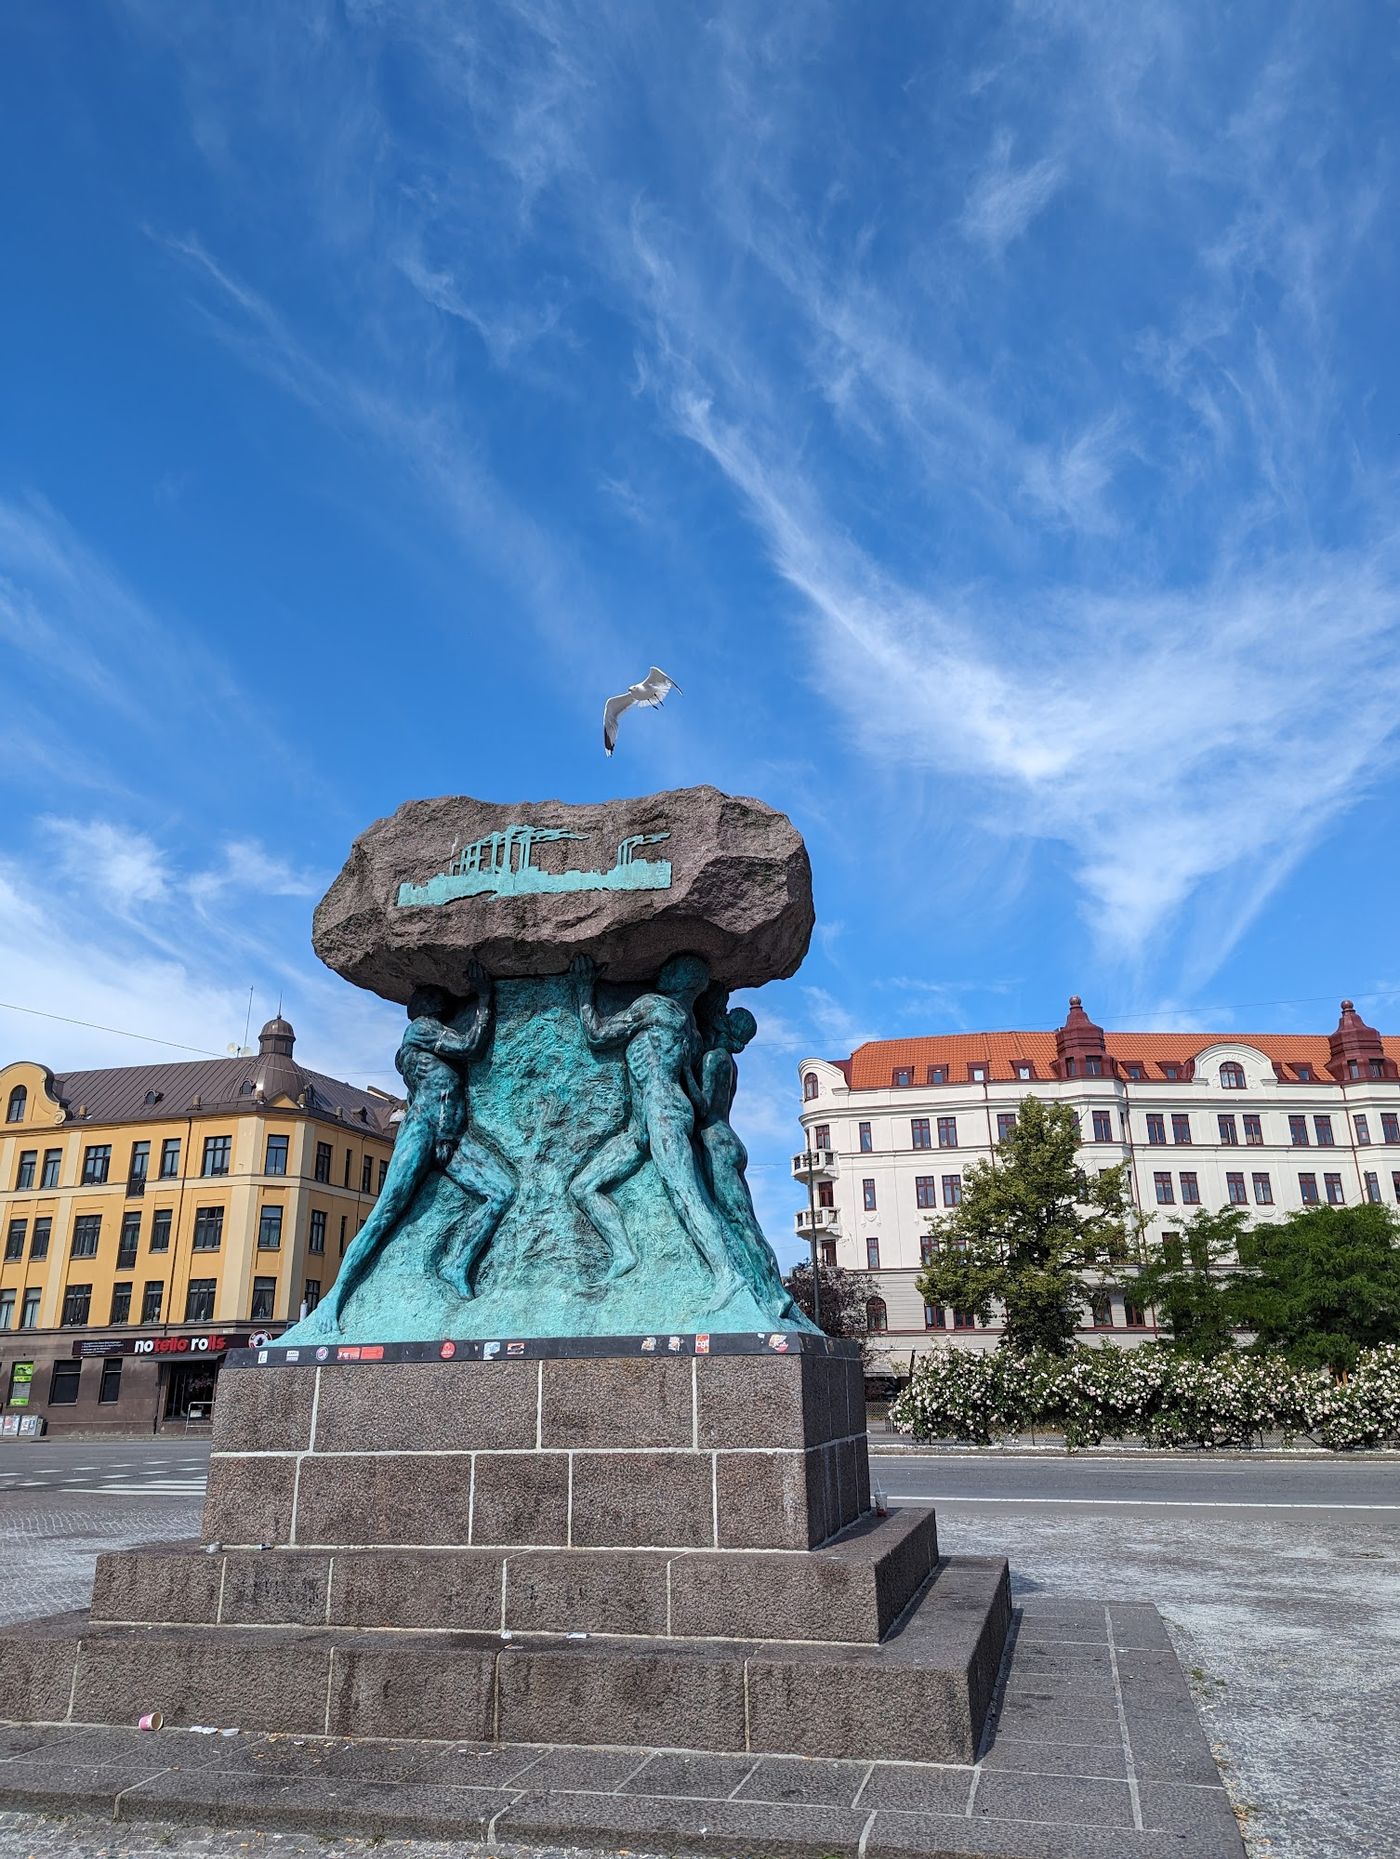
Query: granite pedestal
xmin=0 ymin=1337 xmax=1012 ymax=1767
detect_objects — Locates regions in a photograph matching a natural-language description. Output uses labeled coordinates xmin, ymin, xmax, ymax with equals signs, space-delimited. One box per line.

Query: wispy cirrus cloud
xmin=961 ymin=133 xmax=1064 ymax=250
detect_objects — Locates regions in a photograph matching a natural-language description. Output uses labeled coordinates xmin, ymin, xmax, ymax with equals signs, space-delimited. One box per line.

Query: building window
xmin=265 ymin=1134 xmax=289 ymax=1176
xmin=866 ymin=1295 xmax=888 ymax=1332
xmin=1146 ymin=1114 xmax=1166 ymax=1145
xmin=1394 ymin=1173 xmax=1400 ymax=1204
xmin=803 ymin=1073 xmax=819 ymax=1100
xmin=309 ymin=1209 xmax=327 ymax=1254
xmin=40 ymin=1148 xmax=61 ymax=1188
xmin=816 ymin=1179 xmax=835 ymax=1209
xmin=201 ymin=1135 xmax=232 ymax=1177
xmin=128 ymin=1140 xmax=150 ymax=1187
xmin=1243 ymin=1115 xmax=1263 ymax=1146
xmin=149 ymin=1209 xmax=172 ymax=1253
xmin=858 ymin=1122 xmax=873 ymax=1153
xmin=1314 ymin=1116 xmax=1334 ymax=1147
xmin=159 ymin=1138 xmax=181 ymax=1178
xmin=923 ymin=1304 xmax=944 ymax=1329
xmin=30 ymin=1217 xmax=50 ymax=1260
xmin=1091 ymin=1110 xmax=1112 ymax=1143
xmin=70 ymin=1215 xmax=102 ymax=1259
xmin=996 ymin=1112 xmax=1017 ymax=1141
xmin=942 ymin=1174 xmax=962 ymax=1207
xmin=1364 ymin=1171 xmax=1381 ymax=1204
xmin=6 ymin=1085 xmax=27 ymax=1122
xmin=1219 ymin=1062 xmax=1245 ymax=1089
xmin=142 ymin=1281 xmax=163 ymax=1323
xmin=862 ymin=1179 xmax=877 ymax=1211
xmin=303 ymin=1279 xmax=321 ymax=1312
xmin=1299 ymin=1173 xmax=1319 ymax=1204
xmin=813 ymin=1124 xmax=830 ymax=1151
xmin=819 ymin=1239 xmax=836 ymax=1266
xmin=15 ymin=1150 xmax=36 ymax=1190
xmin=314 ymin=1141 xmax=332 ymax=1183
xmin=1296 ymin=1064 xmax=1313 ymax=1082
xmin=4 ymin=1221 xmax=24 ymax=1262
xmin=929 ymin=1066 xmax=947 ymax=1084
xmin=1153 ymin=1172 xmax=1174 ymax=1205
xmin=81 ymin=1144 xmax=112 ymax=1185
xmin=192 ymin=1206 xmax=224 ymax=1251
xmin=117 ymin=1212 xmax=140 ymax=1269
xmin=1162 ymin=1064 xmax=1181 ymax=1082
xmin=937 ymin=1116 xmax=958 ymax=1148
xmin=378 ymin=1159 xmax=388 ymax=1192
xmin=915 ymin=1176 xmax=936 ymax=1209
xmin=1123 ymin=1302 xmax=1147 ymax=1329
xmin=910 ymin=1118 xmax=931 ymax=1150
xmin=893 ymin=1068 xmax=913 ymax=1087
xmin=61 ymin=1284 xmax=92 ymax=1327
xmin=360 ymin=1154 xmax=373 ymax=1194
xmin=1324 ymin=1173 xmax=1344 ymax=1205
xmin=1253 ymin=1173 xmax=1273 ymax=1206
xmin=971 ymin=1064 xmax=988 ymax=1082
xmin=1370 ymin=1060 xmax=1385 ymax=1079
xmin=1124 ymin=1063 xmax=1143 ymax=1080
xmin=920 ymin=1237 xmax=937 ymax=1265
xmin=1171 ymin=1114 xmax=1191 ymax=1145
xmin=250 ymin=1276 xmax=277 ymax=1321
xmin=1218 ymin=1115 xmax=1238 ymax=1146
xmin=49 ymin=1360 xmax=82 ymax=1403
xmin=185 ymin=1278 xmax=216 ymax=1322
xmin=1225 ymin=1172 xmax=1246 ymax=1205
xmin=1289 ymin=1116 xmax=1309 ymax=1147
xmin=109 ymin=1282 xmax=132 ymax=1325
xmin=1084 ymin=1056 xmax=1102 ymax=1077
xmin=952 ymin=1308 xmax=977 ymax=1330
xmin=1015 ymin=1063 xmax=1033 ymax=1080
xmin=1090 ymin=1293 xmax=1113 ymax=1328
xmin=1355 ymin=1115 xmax=1371 ymax=1146
xmin=0 ymin=1291 xmax=12 ymax=1330
xmin=20 ymin=1289 xmax=40 ymax=1329
xmin=257 ymin=1206 xmax=284 ymax=1250
xmin=1383 ymin=1113 xmax=1400 ymax=1144
xmin=99 ymin=1359 xmax=123 ymax=1404
xmin=1180 ymin=1172 xmax=1200 ymax=1205
xmin=866 ymin=1237 xmax=881 ymax=1270
xmin=1063 ymin=1059 xmax=1076 ymax=1077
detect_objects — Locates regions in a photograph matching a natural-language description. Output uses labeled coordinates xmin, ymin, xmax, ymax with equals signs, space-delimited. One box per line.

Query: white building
xmin=794 ymin=997 xmax=1400 ymax=1373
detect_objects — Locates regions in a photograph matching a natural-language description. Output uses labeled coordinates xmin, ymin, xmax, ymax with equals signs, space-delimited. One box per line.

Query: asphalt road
xmin=1 ymin=1439 xmax=1396 ymax=1859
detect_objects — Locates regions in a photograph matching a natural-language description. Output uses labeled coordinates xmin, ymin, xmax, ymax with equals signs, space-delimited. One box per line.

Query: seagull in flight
xmin=602 ymin=666 xmax=683 ymax=756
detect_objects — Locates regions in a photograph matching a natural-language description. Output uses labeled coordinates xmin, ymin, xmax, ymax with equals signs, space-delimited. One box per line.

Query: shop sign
xmin=9 ymin=1363 xmax=33 ymax=1407
xmin=73 ymin=1333 xmax=244 ymax=1359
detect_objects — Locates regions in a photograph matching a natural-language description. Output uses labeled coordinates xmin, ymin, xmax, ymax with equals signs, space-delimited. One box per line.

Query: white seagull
xmin=602 ymin=665 xmax=683 ymax=756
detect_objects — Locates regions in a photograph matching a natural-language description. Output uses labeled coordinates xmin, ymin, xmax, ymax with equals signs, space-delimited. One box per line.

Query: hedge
xmin=888 ymin=1342 xmax=1400 ymax=1451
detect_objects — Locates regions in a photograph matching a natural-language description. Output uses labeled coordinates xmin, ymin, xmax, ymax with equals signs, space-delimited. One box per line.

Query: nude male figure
xmin=568 ymin=953 xmax=742 ymax=1311
xmin=327 ymin=964 xmax=514 ymax=1321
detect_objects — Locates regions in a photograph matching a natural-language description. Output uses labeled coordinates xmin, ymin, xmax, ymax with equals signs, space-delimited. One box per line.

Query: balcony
xmin=795 ymin=1206 xmax=840 ymax=1233
xmin=791 ymin=1149 xmax=838 ymax=1179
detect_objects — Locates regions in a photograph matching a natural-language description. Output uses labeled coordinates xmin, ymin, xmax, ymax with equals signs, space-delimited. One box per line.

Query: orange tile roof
xmin=842 ymin=1029 xmax=1400 ymax=1090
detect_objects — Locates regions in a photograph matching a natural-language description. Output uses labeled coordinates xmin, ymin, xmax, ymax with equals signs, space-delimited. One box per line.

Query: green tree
xmin=1129 ymin=1205 xmax=1247 ymax=1358
xmin=785 ymin=1261 xmax=874 ymax=1357
xmin=915 ymin=1096 xmax=1141 ymax=1357
xmin=1230 ymin=1202 xmax=1400 ymax=1373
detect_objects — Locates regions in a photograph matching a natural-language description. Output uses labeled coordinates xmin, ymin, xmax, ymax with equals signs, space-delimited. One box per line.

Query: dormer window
xmin=893 ymin=1067 xmax=913 ymax=1087
xmin=5 ymin=1085 xmax=26 ymax=1123
xmin=1295 ymin=1064 xmax=1313 ymax=1083
xmin=1064 ymin=1058 xmax=1076 ymax=1077
xmin=1370 ymin=1060 xmax=1385 ymax=1078
xmin=1162 ymin=1065 xmax=1179 ymax=1081
xmin=1014 ymin=1062 xmax=1033 ymax=1081
xmin=1085 ymin=1056 xmax=1103 ymax=1077
xmin=928 ymin=1066 xmax=946 ymax=1084
xmin=1220 ymin=1062 xmax=1245 ymax=1090
xmin=970 ymin=1065 xmax=987 ymax=1083
xmin=1125 ymin=1063 xmax=1143 ymax=1081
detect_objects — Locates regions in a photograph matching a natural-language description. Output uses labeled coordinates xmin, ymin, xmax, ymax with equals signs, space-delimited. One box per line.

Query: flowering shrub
xmin=888 ymin=1342 xmax=1400 ymax=1451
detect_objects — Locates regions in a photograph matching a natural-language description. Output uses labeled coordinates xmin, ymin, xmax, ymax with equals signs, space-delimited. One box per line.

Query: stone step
xmin=0 ymin=1554 xmax=1010 ymax=1766
xmin=91 ymin=1505 xmax=939 ymax=1645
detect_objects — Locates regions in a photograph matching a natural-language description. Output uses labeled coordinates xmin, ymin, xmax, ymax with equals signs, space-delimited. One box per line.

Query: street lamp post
xmin=804 ymin=1140 xmax=823 ymax=1331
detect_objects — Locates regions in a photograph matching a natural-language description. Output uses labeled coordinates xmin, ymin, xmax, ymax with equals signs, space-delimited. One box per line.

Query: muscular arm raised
xmin=569 ymin=955 xmax=665 ymax=1051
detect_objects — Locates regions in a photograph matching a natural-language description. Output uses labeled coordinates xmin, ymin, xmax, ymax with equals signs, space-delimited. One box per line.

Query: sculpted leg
xmin=439 ymin=1132 xmax=517 ymax=1299
xmin=327 ymin=1118 xmax=436 ymax=1323
xmin=647 ymin=1108 xmax=744 ymax=1312
xmin=702 ymin=1125 xmax=800 ymax=1320
xmin=568 ymin=1126 xmax=647 ymax=1280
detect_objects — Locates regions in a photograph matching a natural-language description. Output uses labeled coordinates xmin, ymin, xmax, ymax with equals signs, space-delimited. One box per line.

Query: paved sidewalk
xmin=0 ymin=1598 xmax=1239 ymax=1859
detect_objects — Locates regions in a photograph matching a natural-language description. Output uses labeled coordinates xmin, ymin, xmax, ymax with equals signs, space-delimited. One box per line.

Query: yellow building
xmin=0 ymin=1016 xmax=398 ymax=1435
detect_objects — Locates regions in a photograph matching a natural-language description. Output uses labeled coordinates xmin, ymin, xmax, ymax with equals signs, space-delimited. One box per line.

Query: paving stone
xmin=1139 ymin=1780 xmax=1243 ymax=1838
xmin=0 ymin=1759 xmax=153 ymax=1813
xmin=865 ymin=1809 xmax=1245 ymax=1857
xmin=294 ymin=1452 xmax=475 ymax=1547
xmin=973 ymin=1771 xmax=1136 ymax=1827
xmin=202 ymin=1734 xmax=430 ymax=1781
xmin=1009 ymin=1640 xmax=1113 ymax=1676
xmin=471 ymin=1452 xmax=569 ymax=1547
xmin=569 ymin=1451 xmax=714 ymax=1549
xmin=540 ymin=1357 xmax=693 ymax=1449
xmin=0 ymin=1723 xmax=89 ymax=1761
xmin=620 ymin=1749 xmax=756 ymax=1798
xmin=406 ymin=1739 xmax=549 ymax=1788
xmin=329 ymin=1547 xmax=504 ymax=1629
xmin=1015 ymin=1621 xmax=1113 ymax=1645
xmin=1016 ymin=1600 xmax=1110 ymax=1629
xmin=115 ymin=1766 xmax=504 ymax=1839
xmin=325 ymin=1638 xmax=496 ymax=1740
xmin=735 ymin=1754 xmax=870 ymax=1806
xmin=497 ymin=1641 xmax=747 ymax=1752
xmin=1000 ymin=1674 xmax=1120 ymax=1709
xmin=1108 ymin=1605 xmax=1174 ymax=1650
xmin=21 ymin=1724 xmax=232 ymax=1769
xmin=498 ymin=1744 xmax=654 ymax=1791
xmin=991 ymin=1696 xmax=1123 ymax=1744
xmin=311 ymin=1360 xmax=538 ymax=1452
xmin=1128 ymin=1722 xmax=1226 ymax=1784
xmin=1117 ymin=1647 xmax=1194 ymax=1692
xmin=498 ymin=1786 xmax=869 ymax=1857
xmin=854 ymin=1762 xmax=973 ymax=1814
xmin=980 ymin=1734 xmax=1128 ymax=1779
xmin=505 ymin=1549 xmax=670 ymax=1635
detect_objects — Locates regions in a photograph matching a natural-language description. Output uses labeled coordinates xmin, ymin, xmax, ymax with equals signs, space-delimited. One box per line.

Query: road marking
xmin=885 ymin=1494 xmax=1400 ymax=1511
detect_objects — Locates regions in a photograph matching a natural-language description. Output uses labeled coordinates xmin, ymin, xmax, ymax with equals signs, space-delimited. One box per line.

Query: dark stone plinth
xmin=92 ymin=1505 xmax=939 ymax=1645
xmin=202 ymin=1346 xmax=867 ymax=1552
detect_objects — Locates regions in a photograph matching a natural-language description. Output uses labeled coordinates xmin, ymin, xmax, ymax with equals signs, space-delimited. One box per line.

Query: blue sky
xmin=2 ymin=2 xmax=1399 ymax=1257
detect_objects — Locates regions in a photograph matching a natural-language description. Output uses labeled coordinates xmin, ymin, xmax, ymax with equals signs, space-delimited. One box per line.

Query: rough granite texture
xmin=313 ymin=786 xmax=814 ymax=997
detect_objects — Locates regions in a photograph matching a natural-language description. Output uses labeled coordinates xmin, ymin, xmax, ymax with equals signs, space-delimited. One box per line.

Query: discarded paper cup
xmin=138 ymin=1711 xmax=163 ymax=1732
